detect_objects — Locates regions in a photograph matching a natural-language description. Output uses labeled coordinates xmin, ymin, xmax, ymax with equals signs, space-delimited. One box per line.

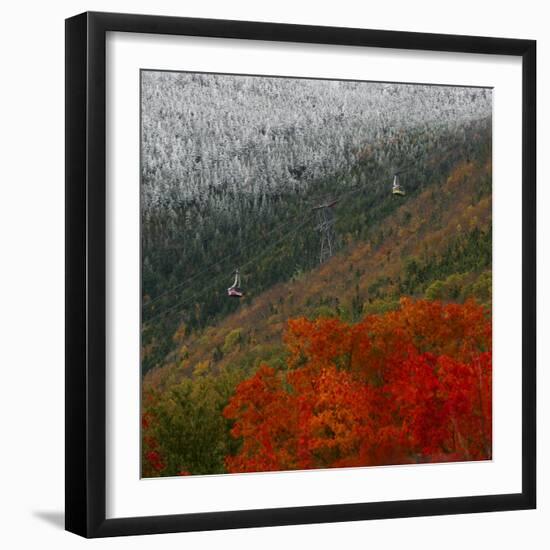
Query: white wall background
xmin=0 ymin=0 xmax=546 ymax=547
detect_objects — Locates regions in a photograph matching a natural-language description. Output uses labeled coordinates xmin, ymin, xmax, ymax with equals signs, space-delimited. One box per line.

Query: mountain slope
xmin=144 ymin=155 xmax=491 ymax=392
xmin=140 ymin=74 xmax=492 ymax=375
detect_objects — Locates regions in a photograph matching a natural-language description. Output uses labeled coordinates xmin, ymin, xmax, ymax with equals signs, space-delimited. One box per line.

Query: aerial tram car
xmin=392 ymin=173 xmax=406 ymax=196
xmin=227 ymin=269 xmax=244 ymax=298
xmin=391 ymin=164 xmax=415 ymax=196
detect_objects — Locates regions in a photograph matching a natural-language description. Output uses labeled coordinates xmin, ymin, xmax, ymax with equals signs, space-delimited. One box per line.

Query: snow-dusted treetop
xmin=141 ymin=71 xmax=491 ymax=215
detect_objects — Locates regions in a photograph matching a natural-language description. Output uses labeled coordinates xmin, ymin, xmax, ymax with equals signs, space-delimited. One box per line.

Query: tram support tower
xmin=313 ymin=199 xmax=338 ymax=264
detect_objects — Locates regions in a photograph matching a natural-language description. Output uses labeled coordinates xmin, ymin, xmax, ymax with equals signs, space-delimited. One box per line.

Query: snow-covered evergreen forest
xmin=142 ymin=71 xmax=491 ymax=215
xmin=141 ymin=70 xmax=492 ymax=374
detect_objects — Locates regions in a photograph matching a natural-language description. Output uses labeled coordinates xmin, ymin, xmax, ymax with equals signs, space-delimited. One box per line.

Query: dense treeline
xmin=362 ymin=226 xmax=491 ymax=308
xmin=141 ymin=72 xmax=491 ymax=215
xmin=143 ymin=299 xmax=492 ymax=476
xmin=142 ymin=156 xmax=494 ymax=478
xmin=141 ymin=72 xmax=491 ymax=374
xmin=140 ymin=74 xmax=494 ymax=477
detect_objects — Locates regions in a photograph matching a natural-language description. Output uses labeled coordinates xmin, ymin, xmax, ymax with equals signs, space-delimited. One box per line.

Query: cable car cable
xmin=142 ymin=212 xmax=315 ymax=326
xmin=143 ymin=207 xmax=315 ymax=307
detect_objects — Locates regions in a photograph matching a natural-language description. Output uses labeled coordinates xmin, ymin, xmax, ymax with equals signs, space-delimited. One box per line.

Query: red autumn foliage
xmin=141 ymin=390 xmax=167 ymax=476
xmin=145 ymin=450 xmax=166 ymax=473
xmin=224 ymin=298 xmax=492 ymax=473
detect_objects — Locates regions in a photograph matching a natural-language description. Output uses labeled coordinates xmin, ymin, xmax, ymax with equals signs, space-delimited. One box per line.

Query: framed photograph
xmin=65 ymin=11 xmax=536 ymax=537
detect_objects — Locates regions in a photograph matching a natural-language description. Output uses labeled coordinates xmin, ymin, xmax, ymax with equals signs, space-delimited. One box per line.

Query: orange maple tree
xmin=224 ymin=298 xmax=492 ymax=472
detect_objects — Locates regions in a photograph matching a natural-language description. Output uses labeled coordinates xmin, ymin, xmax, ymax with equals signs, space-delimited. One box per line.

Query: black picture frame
xmin=65 ymin=11 xmax=536 ymax=538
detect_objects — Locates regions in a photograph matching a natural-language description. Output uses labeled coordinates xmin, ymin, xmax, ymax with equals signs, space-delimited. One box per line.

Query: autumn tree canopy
xmin=223 ymin=298 xmax=491 ymax=473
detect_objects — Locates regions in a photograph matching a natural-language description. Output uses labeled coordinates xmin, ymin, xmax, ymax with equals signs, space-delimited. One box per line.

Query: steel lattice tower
xmin=313 ymin=199 xmax=338 ymax=264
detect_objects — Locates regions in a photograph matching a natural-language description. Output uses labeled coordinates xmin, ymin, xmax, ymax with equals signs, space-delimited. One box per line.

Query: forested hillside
xmin=144 ymin=153 xmax=492 ymax=392
xmin=141 ymin=72 xmax=492 ymax=375
xmin=140 ymin=73 xmax=492 ymax=477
